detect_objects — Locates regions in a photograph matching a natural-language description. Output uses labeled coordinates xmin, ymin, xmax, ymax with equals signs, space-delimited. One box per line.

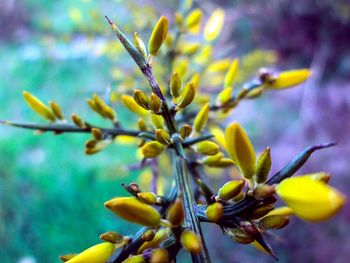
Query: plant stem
xmin=173 ymin=151 xmax=211 ymax=263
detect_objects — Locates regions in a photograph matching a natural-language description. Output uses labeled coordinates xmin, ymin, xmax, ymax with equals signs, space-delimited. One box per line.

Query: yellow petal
xmin=225 ymin=122 xmax=256 ymax=179
xmin=267 ymin=69 xmax=311 ymax=89
xmin=193 ymin=103 xmax=209 ymax=132
xmin=23 ymin=91 xmax=56 ymax=121
xmin=121 ymin=95 xmax=149 ymax=117
xmin=66 ymin=242 xmax=115 ymax=263
xmin=264 ymin=206 xmax=294 ymax=217
xmin=204 ymin=9 xmax=225 ymax=42
xmin=276 ymin=177 xmax=345 ymax=222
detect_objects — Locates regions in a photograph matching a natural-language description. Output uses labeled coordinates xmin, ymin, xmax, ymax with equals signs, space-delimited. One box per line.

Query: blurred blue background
xmin=0 ymin=0 xmax=349 ymax=262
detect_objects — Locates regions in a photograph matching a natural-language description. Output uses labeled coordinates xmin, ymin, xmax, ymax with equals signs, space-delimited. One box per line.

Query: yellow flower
xmin=266 ymin=69 xmax=311 ymax=89
xmin=276 ymin=176 xmax=345 ymax=222
xmin=66 ymin=242 xmax=115 ymax=263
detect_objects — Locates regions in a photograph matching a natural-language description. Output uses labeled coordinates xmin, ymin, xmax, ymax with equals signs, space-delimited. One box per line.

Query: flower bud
xmin=65 ymin=242 xmax=115 ymax=263
xmin=253 ymin=184 xmax=275 ymax=200
xmin=225 ymin=122 xmax=256 ymax=179
xmin=137 ymin=192 xmax=158 ymax=205
xmin=155 ymin=129 xmax=171 ymax=145
xmin=104 ymin=197 xmax=161 ymax=227
xmin=205 ymin=202 xmax=224 ymax=222
xmin=133 ymin=90 xmax=150 ymax=110
xmin=255 ymin=147 xmax=271 ymax=183
xmin=121 ymin=95 xmax=148 ymax=117
xmin=150 ymin=248 xmax=169 ymax=263
xmin=167 ymin=198 xmax=184 ymax=226
xmin=170 ymin=72 xmax=182 ymax=98
xmin=245 ymin=204 xmax=275 ymax=220
xmin=193 ymin=103 xmax=209 ymax=133
xmin=141 ymin=141 xmax=165 ymax=158
xmin=71 ymin=114 xmax=86 ymax=129
xmin=23 ymin=91 xmax=56 ymax=121
xmin=276 ymin=176 xmax=345 ymax=222
xmin=179 ymin=124 xmax=192 ymax=139
xmin=142 ymin=229 xmax=156 ymax=242
xmin=264 ymin=206 xmax=294 ymax=217
xmin=91 ymin=128 xmax=103 ymax=140
xmin=180 ymin=230 xmax=202 ymax=254
xmin=201 ymin=153 xmax=224 ymax=166
xmin=123 ymin=255 xmax=145 ymax=263
xmin=226 ymin=228 xmax=254 ymax=244
xmin=194 ymin=140 xmax=219 ymax=156
xmin=204 ymin=8 xmax=225 ymax=42
xmin=100 ymin=231 xmax=124 ymax=243
xmin=185 ymin=8 xmax=202 ymax=33
xmin=218 ymin=180 xmax=245 ymax=200
xmin=138 ymin=118 xmax=147 ymax=131
xmin=49 ymin=101 xmax=64 ymax=120
xmin=265 ymin=69 xmax=311 ymax=89
xmin=224 ymin=58 xmax=239 ymax=88
xmin=260 ymin=215 xmax=289 ymax=230
xmin=138 ymin=229 xmax=169 ymax=253
xmin=133 ymin=32 xmax=147 ymax=58
xmin=150 ymin=113 xmax=164 ymax=129
xmin=216 ymin=87 xmax=232 ymax=106
xmin=207 ymin=158 xmax=234 ymax=168
xmin=181 ymin=43 xmax=201 ymax=55
xmin=149 ymin=93 xmax=162 ymax=113
xmin=177 ymin=82 xmax=196 ymax=109
xmin=148 ymin=16 xmax=168 ymax=55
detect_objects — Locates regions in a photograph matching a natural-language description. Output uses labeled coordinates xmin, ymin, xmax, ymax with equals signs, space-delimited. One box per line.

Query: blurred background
xmin=0 ymin=0 xmax=349 ymax=262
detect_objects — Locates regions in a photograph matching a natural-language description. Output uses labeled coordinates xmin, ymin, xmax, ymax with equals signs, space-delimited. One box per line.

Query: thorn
xmin=105 ymin=15 xmax=113 ymax=26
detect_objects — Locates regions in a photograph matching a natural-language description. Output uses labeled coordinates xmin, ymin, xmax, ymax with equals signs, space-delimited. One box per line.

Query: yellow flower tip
xmin=204 ymin=8 xmax=225 ymax=42
xmin=193 ymin=102 xmax=210 ymax=132
xmin=225 ymin=122 xmax=256 ymax=179
xmin=276 ymin=176 xmax=346 ymax=222
xmin=180 ymin=230 xmax=202 ymax=254
xmin=148 ymin=16 xmax=169 ymax=56
xmin=218 ymin=180 xmax=245 ymax=200
xmin=167 ymin=198 xmax=184 ymax=226
xmin=206 ymin=202 xmax=224 ymax=222
xmin=22 ymin=91 xmax=56 ymax=122
xmin=65 ymin=242 xmax=115 ymax=263
xmin=267 ymin=69 xmax=312 ymax=89
xmin=104 ymin=197 xmax=161 ymax=227
xmin=194 ymin=140 xmax=219 ymax=156
xmin=264 ymin=206 xmax=294 ymax=217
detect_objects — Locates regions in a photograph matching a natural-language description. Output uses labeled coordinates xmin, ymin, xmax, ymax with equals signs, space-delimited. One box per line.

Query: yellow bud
xmin=245 ymin=204 xmax=275 ymax=220
xmin=150 ymin=113 xmax=164 ymax=129
xmin=276 ymin=176 xmax=345 ymax=222
xmin=133 ymin=90 xmax=150 ymax=110
xmin=141 ymin=141 xmax=165 ymax=158
xmin=301 ymin=172 xmax=331 ymax=184
xmin=181 ymin=43 xmax=201 ymax=55
xmin=167 ymin=198 xmax=184 ymax=226
xmin=121 ymin=95 xmax=148 ymax=117
xmin=253 ymin=184 xmax=275 ymax=200
xmin=155 ymin=129 xmax=171 ymax=145
xmin=137 ymin=192 xmax=158 ymax=205
xmin=201 ymin=153 xmax=224 ymax=166
xmin=179 ymin=124 xmax=192 ymax=139
xmin=180 ymin=230 xmax=202 ymax=254
xmin=138 ymin=118 xmax=147 ymax=131
xmin=194 ymin=140 xmax=219 ymax=156
xmin=193 ymin=103 xmax=209 ymax=132
xmin=260 ymin=215 xmax=289 ymax=230
xmin=170 ymin=72 xmax=182 ymax=98
xmin=123 ymin=255 xmax=145 ymax=263
xmin=149 ymin=93 xmax=162 ymax=113
xmin=91 ymin=128 xmax=103 ymax=140
xmin=104 ymin=197 xmax=161 ymax=227
xmin=210 ymin=126 xmax=226 ymax=150
xmin=207 ymin=158 xmax=234 ymax=168
xmin=138 ymin=229 xmax=169 ymax=253
xmin=23 ymin=91 xmax=56 ymax=121
xmin=264 ymin=206 xmax=294 ymax=217
xmin=225 ymin=122 xmax=256 ymax=179
xmin=194 ymin=45 xmax=212 ymax=65
xmin=150 ymin=248 xmax=169 ymax=263
xmin=190 ymin=73 xmax=200 ymax=90
xmin=204 ymin=8 xmax=225 ymax=42
xmin=218 ymin=180 xmax=245 ymax=200
xmin=85 ymin=139 xmax=111 ymax=155
xmin=266 ymin=69 xmax=311 ymax=89
xmin=49 ymin=101 xmax=64 ymax=120
xmin=175 ymin=12 xmax=183 ymax=29
xmin=205 ymin=202 xmax=224 ymax=222
xmin=207 ymin=59 xmax=231 ymax=73
xmin=99 ymin=231 xmax=124 ymax=244
xmin=224 ymin=58 xmax=239 ymax=88
xmin=226 ymin=228 xmax=254 ymax=244
xmin=174 ymin=59 xmax=189 ymax=79
xmin=255 ymin=147 xmax=272 ymax=183
xmin=71 ymin=113 xmax=86 ymax=129
xmin=185 ymin=8 xmax=202 ymax=32
xmin=142 ymin=229 xmax=156 ymax=242
xmin=246 ymin=86 xmax=264 ymax=98
xmin=216 ymin=87 xmax=233 ymax=106
xmin=65 ymin=242 xmax=115 ymax=263
xmin=134 ymin=32 xmax=147 ymax=58
xmin=86 ymin=98 xmax=106 ymax=118
xmin=177 ymin=82 xmax=196 ymax=109
xmin=148 ymin=16 xmax=168 ymax=56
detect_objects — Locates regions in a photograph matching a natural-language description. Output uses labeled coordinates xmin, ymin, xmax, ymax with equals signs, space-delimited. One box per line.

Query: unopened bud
xmin=194 ymin=140 xmax=219 ymax=155
xmin=138 ymin=118 xmax=147 ymax=131
xmin=253 ymin=184 xmax=275 ymax=200
xmin=149 ymin=93 xmax=162 ymax=113
xmin=49 ymin=101 xmax=64 ymax=120
xmin=148 ymin=16 xmax=168 ymax=56
xmin=185 ymin=8 xmax=202 ymax=30
xmin=167 ymin=198 xmax=184 ymax=226
xmin=155 ymin=129 xmax=171 ymax=145
xmin=23 ymin=91 xmax=56 ymax=122
xmin=170 ymin=72 xmax=182 ymax=98
xmin=180 ymin=230 xmax=202 ymax=254
xmin=100 ymin=231 xmax=124 ymax=243
xmin=134 ymin=32 xmax=147 ymax=58
xmin=150 ymin=248 xmax=169 ymax=263
xmin=142 ymin=229 xmax=156 ymax=242
xmin=216 ymin=87 xmax=232 ymax=106
xmin=227 ymin=228 xmax=254 ymax=244
xmin=218 ymin=180 xmax=245 ymax=200
xmin=205 ymin=202 xmax=224 ymax=222
xmin=71 ymin=113 xmax=86 ymax=128
xmin=150 ymin=113 xmax=164 ymax=129
xmin=193 ymin=103 xmax=209 ymax=132
xmin=256 ymin=147 xmax=272 ymax=184
xmin=91 ymin=128 xmax=103 ymax=140
xmin=137 ymin=192 xmax=158 ymax=205
xmin=141 ymin=141 xmax=165 ymax=158
xmin=179 ymin=124 xmax=192 ymax=138
xmin=260 ymin=215 xmax=289 ymax=230
xmin=177 ymin=82 xmax=196 ymax=109
xmin=133 ymin=90 xmax=150 ymax=110
xmin=245 ymin=204 xmax=275 ymax=220
xmin=104 ymin=197 xmax=161 ymax=227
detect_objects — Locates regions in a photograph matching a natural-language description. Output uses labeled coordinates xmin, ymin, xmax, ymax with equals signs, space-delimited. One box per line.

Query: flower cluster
xmin=2 ymin=1 xmax=345 ymax=263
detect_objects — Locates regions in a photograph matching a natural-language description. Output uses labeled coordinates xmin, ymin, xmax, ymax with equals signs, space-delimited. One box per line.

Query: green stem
xmin=173 ymin=151 xmax=211 ymax=263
